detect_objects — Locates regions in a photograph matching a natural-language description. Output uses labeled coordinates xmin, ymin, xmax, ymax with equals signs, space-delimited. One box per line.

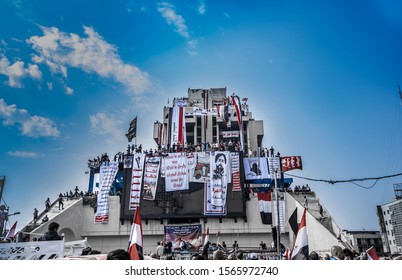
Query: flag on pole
xmin=366 ymin=246 xmax=379 ymax=260
xmin=288 ymin=208 xmax=298 ymax=235
xmin=290 ymin=208 xmax=309 ymax=260
xmin=203 ymin=227 xmax=209 ymax=246
xmin=5 ymin=221 xmax=17 ymax=239
xmin=128 ymin=208 xmax=143 ymax=260
xmin=280 ymin=156 xmax=302 ymax=172
xmin=126 ymin=116 xmax=137 ymax=142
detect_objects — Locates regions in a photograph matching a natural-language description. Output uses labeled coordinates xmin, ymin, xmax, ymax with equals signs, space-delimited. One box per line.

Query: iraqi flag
xmin=290 ymin=208 xmax=309 ymax=260
xmin=5 ymin=221 xmax=17 ymax=239
xmin=128 ymin=208 xmax=143 ymax=260
xmin=257 ymin=192 xmax=272 ymax=224
xmin=366 ymin=246 xmax=379 ymax=260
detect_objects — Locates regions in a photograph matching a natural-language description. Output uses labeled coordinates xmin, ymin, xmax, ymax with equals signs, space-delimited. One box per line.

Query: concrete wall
xmin=30 ymin=193 xmax=345 ymax=257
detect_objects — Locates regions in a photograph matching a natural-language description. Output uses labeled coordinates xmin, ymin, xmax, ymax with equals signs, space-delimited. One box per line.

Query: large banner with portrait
xmin=189 ymin=152 xmax=211 ymax=183
xmin=164 ymin=224 xmax=203 ymax=250
xmin=204 ymin=151 xmax=231 ymax=215
xmin=142 ymin=157 xmax=161 ymax=201
xmin=243 ymin=157 xmax=269 ymax=180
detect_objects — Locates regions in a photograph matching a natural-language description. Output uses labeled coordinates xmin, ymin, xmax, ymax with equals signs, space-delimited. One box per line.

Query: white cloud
xmin=157 ymin=2 xmax=189 ymax=38
xmin=8 ymin=151 xmax=42 ymax=158
xmin=27 ymin=26 xmax=151 ymax=95
xmin=157 ymin=2 xmax=200 ymax=56
xmin=90 ymin=112 xmax=123 ymax=137
xmin=46 ymin=81 xmax=53 ymax=90
xmin=0 ymin=55 xmax=42 ymax=88
xmin=0 ymin=98 xmax=60 ymax=137
xmin=198 ymin=1 xmax=206 ymax=15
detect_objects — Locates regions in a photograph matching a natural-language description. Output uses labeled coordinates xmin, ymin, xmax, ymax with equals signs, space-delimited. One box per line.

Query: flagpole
xmin=273 ymin=168 xmax=281 ymax=259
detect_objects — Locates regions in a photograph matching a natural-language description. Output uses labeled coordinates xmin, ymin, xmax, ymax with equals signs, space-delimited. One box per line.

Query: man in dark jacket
xmin=39 ymin=222 xmax=63 ymax=241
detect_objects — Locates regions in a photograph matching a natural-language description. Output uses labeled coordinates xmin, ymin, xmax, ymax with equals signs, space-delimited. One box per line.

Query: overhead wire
xmin=283 ymin=172 xmax=402 ymax=189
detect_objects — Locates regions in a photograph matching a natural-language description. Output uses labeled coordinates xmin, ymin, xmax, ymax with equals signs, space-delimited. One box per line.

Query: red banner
xmin=281 ymin=156 xmax=303 ymax=172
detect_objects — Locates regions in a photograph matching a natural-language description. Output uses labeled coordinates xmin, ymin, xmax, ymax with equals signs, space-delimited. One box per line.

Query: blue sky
xmin=1 ymin=0 xmax=402 ymax=233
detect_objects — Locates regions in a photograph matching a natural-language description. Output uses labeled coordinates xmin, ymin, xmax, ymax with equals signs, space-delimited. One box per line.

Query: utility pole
xmin=269 ymin=147 xmax=282 ymax=259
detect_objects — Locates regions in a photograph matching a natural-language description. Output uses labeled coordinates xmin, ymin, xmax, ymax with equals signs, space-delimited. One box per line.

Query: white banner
xmin=189 ymin=152 xmax=211 ymax=183
xmin=222 ymin=130 xmax=239 ymax=138
xmin=165 ymin=153 xmax=189 ymax=192
xmin=129 ymin=153 xmax=145 ymax=210
xmin=94 ymin=162 xmax=119 ymax=223
xmin=0 ymin=240 xmax=64 ymax=260
xmin=243 ymin=157 xmax=270 ymax=180
xmin=143 ymin=157 xmax=161 ymax=201
xmin=268 ymin=157 xmax=281 ymax=179
xmin=184 ymin=107 xmax=218 ymax=116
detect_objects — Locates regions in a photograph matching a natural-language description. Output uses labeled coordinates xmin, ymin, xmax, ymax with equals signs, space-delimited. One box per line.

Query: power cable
xmin=283 ymin=172 xmax=402 ymax=188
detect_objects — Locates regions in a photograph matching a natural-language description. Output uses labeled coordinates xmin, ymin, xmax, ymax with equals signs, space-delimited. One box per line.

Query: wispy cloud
xmin=0 ymin=98 xmax=60 ymax=137
xmin=27 ymin=26 xmax=151 ymax=95
xmin=198 ymin=1 xmax=206 ymax=15
xmin=0 ymin=55 xmax=42 ymax=88
xmin=89 ymin=112 xmax=124 ymax=138
xmin=8 ymin=150 xmax=43 ymax=158
xmin=157 ymin=2 xmax=198 ymax=55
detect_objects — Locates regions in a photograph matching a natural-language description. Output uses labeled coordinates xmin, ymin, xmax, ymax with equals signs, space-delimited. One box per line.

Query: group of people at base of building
xmin=30 ymin=221 xmax=402 ymax=260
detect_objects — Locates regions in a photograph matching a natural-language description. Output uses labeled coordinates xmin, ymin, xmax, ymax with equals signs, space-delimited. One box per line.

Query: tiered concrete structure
xmin=23 ymin=87 xmax=353 ymax=258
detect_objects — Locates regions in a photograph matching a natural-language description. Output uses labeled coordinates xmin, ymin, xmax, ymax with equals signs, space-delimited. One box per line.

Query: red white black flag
xmin=128 ymin=208 xmax=143 ymax=260
xmin=257 ymin=192 xmax=272 ymax=224
xmin=366 ymin=246 xmax=379 ymax=260
xmin=5 ymin=221 xmax=17 ymax=239
xmin=290 ymin=207 xmax=308 ymax=260
xmin=281 ymin=156 xmax=303 ymax=172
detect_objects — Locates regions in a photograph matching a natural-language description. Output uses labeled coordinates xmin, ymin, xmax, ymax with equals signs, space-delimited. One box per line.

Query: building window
xmin=385 ymin=221 xmax=388 ymax=225
xmin=387 ymin=210 xmax=390 ymax=214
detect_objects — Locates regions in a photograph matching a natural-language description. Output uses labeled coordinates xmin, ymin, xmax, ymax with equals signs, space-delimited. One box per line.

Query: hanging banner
xmin=204 ymin=181 xmax=227 ymax=215
xmin=142 ymin=157 xmax=161 ymax=201
xmin=231 ymin=152 xmax=241 ymax=191
xmin=165 ymin=153 xmax=189 ymax=192
xmin=273 ymin=193 xmax=286 ymax=233
xmin=184 ymin=107 xmax=218 ymax=116
xmin=129 ymin=153 xmax=145 ymax=210
xmin=189 ymin=152 xmax=210 ymax=183
xmin=204 ymin=151 xmax=230 ymax=215
xmin=243 ymin=157 xmax=270 ymax=180
xmin=94 ymin=161 xmax=119 ymax=223
xmin=222 ymin=131 xmax=239 ymax=138
xmin=164 ymin=224 xmax=203 ymax=250
xmin=124 ymin=155 xmax=133 ymax=169
xmin=268 ymin=157 xmax=281 ymax=179
xmin=170 ymin=106 xmax=186 ymax=145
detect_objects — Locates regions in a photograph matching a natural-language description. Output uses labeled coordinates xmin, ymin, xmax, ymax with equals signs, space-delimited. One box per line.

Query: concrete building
xmin=377 ymin=183 xmax=402 ymax=255
xmin=20 ymin=87 xmax=353 ymax=259
xmin=343 ymin=230 xmax=384 ymax=256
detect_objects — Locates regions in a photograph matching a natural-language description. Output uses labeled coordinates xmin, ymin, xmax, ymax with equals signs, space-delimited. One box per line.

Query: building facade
xmin=377 ymin=193 xmax=402 ymax=255
xmin=343 ymin=230 xmax=384 ymax=256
